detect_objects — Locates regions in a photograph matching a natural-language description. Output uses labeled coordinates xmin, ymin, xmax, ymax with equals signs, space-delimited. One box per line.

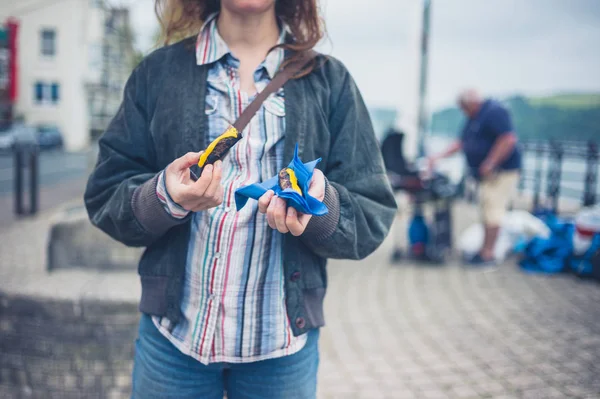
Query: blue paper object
xmin=235 ymin=145 xmax=328 ymax=216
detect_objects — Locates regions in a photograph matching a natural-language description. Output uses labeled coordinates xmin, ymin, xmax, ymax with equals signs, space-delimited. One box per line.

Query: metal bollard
xmin=583 ymin=141 xmax=598 ymax=207
xmin=29 ymin=145 xmax=39 ymax=215
xmin=13 ymin=142 xmax=40 ymax=216
xmin=14 ymin=144 xmax=24 ymax=215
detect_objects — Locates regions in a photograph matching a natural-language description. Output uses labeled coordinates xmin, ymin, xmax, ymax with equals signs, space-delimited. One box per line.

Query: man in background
xmin=429 ymin=89 xmax=521 ymax=266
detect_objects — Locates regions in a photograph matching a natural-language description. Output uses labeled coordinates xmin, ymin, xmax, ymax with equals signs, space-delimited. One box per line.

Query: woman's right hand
xmin=164 ymin=152 xmax=224 ymax=212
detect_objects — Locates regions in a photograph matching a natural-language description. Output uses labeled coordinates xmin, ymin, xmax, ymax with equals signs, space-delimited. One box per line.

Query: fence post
xmin=532 ymin=141 xmax=543 ymax=211
xmin=14 ymin=144 xmax=24 ymax=215
xmin=583 ymin=141 xmax=598 ymax=207
xmin=546 ymin=141 xmax=563 ymax=213
xmin=518 ymin=142 xmax=526 ymax=194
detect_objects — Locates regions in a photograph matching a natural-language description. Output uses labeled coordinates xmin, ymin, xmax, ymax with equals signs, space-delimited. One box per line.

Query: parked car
xmin=0 ymin=123 xmax=63 ymax=154
xmin=0 ymin=123 xmax=36 ymax=154
xmin=35 ymin=125 xmax=63 ymax=150
xmin=12 ymin=124 xmax=37 ymax=146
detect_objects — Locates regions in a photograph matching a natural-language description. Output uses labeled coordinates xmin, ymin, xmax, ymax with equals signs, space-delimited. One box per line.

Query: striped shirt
xmin=153 ymin=13 xmax=307 ymax=365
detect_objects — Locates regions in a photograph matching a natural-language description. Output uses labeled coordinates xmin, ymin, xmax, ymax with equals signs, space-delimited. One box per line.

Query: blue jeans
xmin=131 ymin=314 xmax=319 ymax=399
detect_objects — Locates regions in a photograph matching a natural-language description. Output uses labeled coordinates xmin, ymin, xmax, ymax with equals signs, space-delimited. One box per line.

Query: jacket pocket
xmin=302 ymin=287 xmax=326 ymax=329
xmin=139 ymin=275 xmax=169 ymax=316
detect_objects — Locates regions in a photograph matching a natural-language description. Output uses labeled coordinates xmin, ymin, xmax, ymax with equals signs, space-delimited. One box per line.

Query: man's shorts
xmin=480 ymin=170 xmax=520 ymax=226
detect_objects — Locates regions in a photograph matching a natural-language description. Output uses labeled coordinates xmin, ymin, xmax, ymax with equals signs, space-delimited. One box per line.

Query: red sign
xmin=7 ymin=19 xmax=18 ymax=102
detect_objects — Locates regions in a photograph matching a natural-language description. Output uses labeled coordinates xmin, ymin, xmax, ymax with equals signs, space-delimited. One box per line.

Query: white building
xmin=0 ymin=0 xmax=135 ymax=152
xmin=88 ymin=7 xmax=136 ymax=139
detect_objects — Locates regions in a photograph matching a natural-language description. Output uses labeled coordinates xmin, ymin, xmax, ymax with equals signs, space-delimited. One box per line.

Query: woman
xmin=84 ymin=0 xmax=396 ymax=397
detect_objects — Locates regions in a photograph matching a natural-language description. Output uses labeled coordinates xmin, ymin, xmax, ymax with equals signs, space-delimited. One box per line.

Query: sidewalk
xmin=1 ymin=200 xmax=599 ymax=398
xmin=317 ymin=202 xmax=600 ymax=398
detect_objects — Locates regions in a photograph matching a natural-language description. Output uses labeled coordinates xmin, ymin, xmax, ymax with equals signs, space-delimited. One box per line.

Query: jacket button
xmin=295 ymin=317 xmax=306 ymax=329
xmin=290 ymin=271 xmax=301 ymax=281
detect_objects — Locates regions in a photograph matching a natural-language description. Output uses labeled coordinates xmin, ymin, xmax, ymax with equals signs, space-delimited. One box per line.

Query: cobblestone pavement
xmin=1 ymin=199 xmax=600 ymax=398
xmin=318 ymin=232 xmax=600 ymax=398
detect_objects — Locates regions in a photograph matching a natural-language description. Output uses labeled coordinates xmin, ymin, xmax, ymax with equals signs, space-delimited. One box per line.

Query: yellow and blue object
xmin=235 ymin=144 xmax=328 ymax=216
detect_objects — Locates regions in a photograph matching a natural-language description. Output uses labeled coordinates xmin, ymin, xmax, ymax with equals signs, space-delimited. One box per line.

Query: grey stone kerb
xmin=47 ymin=203 xmax=143 ymax=272
xmin=0 ymin=201 xmax=142 ymax=398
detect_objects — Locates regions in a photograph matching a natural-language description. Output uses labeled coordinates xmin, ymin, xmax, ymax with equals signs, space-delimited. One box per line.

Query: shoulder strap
xmin=232 ymin=51 xmax=317 ymax=133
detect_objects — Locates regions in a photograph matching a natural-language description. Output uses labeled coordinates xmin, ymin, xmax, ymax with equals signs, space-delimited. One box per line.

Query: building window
xmin=51 ymin=83 xmax=60 ymax=102
xmin=35 ymin=82 xmax=44 ymax=103
xmin=40 ymin=29 xmax=56 ymax=57
xmin=34 ymin=81 xmax=60 ymax=105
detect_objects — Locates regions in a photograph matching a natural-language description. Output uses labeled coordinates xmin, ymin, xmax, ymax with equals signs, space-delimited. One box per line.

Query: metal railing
xmin=518 ymin=140 xmax=598 ymax=212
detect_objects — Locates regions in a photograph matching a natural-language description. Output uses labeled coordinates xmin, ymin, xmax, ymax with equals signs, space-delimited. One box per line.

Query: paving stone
xmin=384 ymin=390 xmax=418 ymax=399
xmin=357 ymin=387 xmax=387 ymax=398
xmin=418 ymin=388 xmax=452 ymax=399
xmin=562 ymin=384 xmax=600 ymax=397
xmin=547 ymin=372 xmax=576 ymax=384
xmin=449 ymin=384 xmax=480 ymax=398
xmin=506 ymin=374 xmax=548 ymax=390
xmin=436 ymin=372 xmax=467 ymax=387
xmin=474 ymin=380 xmax=507 ymax=396
xmin=519 ymin=386 xmax=567 ymax=399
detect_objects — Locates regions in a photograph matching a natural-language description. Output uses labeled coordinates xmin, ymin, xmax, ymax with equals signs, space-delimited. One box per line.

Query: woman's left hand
xmin=258 ymin=169 xmax=326 ymax=236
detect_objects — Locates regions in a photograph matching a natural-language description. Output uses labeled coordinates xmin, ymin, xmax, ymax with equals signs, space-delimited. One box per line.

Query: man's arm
xmin=429 ymin=140 xmax=462 ymax=165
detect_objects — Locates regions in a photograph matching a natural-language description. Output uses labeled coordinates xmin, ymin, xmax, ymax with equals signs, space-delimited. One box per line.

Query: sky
xmin=121 ymin=0 xmax=600 ymax=113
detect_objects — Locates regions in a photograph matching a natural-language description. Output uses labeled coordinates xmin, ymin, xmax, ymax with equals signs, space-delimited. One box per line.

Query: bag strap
xmin=232 ymin=50 xmax=317 ymax=134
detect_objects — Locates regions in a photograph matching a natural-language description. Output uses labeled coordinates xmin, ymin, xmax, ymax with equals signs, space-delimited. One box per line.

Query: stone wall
xmin=0 ymin=294 xmax=139 ymax=399
xmin=0 ymin=203 xmax=141 ymax=399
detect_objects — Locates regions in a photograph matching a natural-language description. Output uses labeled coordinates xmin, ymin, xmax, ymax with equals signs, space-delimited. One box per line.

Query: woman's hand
xmin=164 ymin=152 xmax=224 ymax=212
xmin=257 ymin=169 xmax=326 ymax=236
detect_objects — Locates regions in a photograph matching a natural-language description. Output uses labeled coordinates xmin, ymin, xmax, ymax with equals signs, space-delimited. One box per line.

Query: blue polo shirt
xmin=461 ymin=99 xmax=521 ymax=179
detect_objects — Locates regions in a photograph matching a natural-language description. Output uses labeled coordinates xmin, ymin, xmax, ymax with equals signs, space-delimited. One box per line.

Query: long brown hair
xmin=155 ymin=0 xmax=325 ymax=74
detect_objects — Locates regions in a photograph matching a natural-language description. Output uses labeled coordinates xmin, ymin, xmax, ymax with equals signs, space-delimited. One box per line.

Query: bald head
xmin=457 ymin=89 xmax=484 ymax=118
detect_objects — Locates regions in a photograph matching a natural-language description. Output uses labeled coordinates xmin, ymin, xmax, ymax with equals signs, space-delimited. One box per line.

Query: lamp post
xmin=416 ymin=0 xmax=431 ymax=158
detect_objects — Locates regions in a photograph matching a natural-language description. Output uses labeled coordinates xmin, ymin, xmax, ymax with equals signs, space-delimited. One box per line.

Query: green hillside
xmin=528 ymin=93 xmax=600 ymax=108
xmin=430 ymin=93 xmax=600 ymax=141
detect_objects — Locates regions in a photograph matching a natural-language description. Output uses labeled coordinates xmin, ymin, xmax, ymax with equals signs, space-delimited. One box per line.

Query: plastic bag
xmin=458 ymin=210 xmax=551 ymax=261
xmin=572 ymin=206 xmax=600 ymax=255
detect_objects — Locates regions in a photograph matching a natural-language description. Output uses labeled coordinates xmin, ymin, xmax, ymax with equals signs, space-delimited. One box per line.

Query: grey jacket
xmin=84 ymin=37 xmax=397 ymax=336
